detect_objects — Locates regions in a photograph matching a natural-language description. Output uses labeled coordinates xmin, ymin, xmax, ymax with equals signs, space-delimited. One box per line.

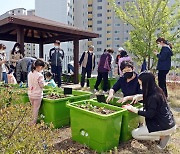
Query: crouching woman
xmin=123 ymin=72 xmax=176 ymax=149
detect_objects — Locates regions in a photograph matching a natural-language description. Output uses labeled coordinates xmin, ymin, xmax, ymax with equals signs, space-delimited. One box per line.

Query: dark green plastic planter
xmin=67 ymin=100 xmax=126 ymax=152
xmin=39 ymin=90 xmax=92 ymax=128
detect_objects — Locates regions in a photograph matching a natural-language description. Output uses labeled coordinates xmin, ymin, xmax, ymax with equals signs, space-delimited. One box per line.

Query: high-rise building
xmin=35 ymin=0 xmax=74 ymax=71
xmin=0 ymin=8 xmax=37 ymax=58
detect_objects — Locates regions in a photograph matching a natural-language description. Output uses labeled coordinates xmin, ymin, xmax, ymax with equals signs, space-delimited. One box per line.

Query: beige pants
xmin=132 ymin=125 xmax=176 ymax=141
xmin=29 ymin=98 xmax=42 ymax=124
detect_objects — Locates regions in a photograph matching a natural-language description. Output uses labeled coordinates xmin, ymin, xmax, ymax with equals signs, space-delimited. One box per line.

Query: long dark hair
xmin=156 ymin=37 xmax=172 ymax=49
xmin=11 ymin=43 xmax=23 ymax=55
xmin=31 ymin=59 xmax=45 ymax=72
xmin=138 ymin=72 xmax=166 ymax=108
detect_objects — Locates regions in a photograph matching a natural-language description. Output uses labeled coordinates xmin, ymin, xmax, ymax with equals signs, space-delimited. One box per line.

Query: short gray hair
xmin=89 ymin=45 xmax=95 ymax=49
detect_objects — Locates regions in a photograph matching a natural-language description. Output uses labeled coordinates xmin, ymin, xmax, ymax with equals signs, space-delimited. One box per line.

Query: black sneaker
xmin=157 ymin=135 xmax=170 ymax=149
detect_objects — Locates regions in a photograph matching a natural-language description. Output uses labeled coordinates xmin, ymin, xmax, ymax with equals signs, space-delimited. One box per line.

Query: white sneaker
xmin=157 ymin=135 xmax=170 ymax=149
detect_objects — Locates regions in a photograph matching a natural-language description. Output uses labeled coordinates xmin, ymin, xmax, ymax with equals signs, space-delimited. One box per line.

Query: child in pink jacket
xmin=28 ymin=59 xmax=45 ymax=125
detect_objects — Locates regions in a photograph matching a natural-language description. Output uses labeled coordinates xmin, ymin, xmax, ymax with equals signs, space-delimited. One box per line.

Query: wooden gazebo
xmin=0 ymin=15 xmax=99 ymax=83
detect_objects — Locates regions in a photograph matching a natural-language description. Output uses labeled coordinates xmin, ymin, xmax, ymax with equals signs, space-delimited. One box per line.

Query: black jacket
xmin=157 ymin=46 xmax=173 ymax=70
xmin=49 ymin=48 xmax=64 ymax=67
xmin=138 ymin=95 xmax=175 ymax=133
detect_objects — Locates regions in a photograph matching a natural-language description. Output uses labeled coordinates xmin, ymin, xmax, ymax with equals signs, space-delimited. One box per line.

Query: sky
xmin=0 ymin=0 xmax=35 ymax=15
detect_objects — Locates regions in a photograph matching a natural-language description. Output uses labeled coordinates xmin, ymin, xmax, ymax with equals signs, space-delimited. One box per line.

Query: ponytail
xmin=156 ymin=37 xmax=173 ymax=49
xmin=31 ymin=61 xmax=36 ymax=72
xmin=31 ymin=59 xmax=45 ymax=72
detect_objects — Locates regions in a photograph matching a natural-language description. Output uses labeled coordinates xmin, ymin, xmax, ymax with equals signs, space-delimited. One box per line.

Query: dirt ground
xmin=52 ymin=84 xmax=180 ymax=154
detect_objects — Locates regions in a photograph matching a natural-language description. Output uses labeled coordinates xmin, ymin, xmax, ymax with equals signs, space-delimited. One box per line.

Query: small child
xmin=45 ymin=71 xmax=57 ymax=88
xmin=0 ymin=44 xmax=8 ymax=83
xmin=7 ymin=68 xmax=17 ymax=84
xmin=28 ymin=59 xmax=45 ymax=125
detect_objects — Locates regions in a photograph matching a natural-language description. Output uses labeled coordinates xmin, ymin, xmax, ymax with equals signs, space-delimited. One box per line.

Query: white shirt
xmin=0 ymin=54 xmax=6 ymax=72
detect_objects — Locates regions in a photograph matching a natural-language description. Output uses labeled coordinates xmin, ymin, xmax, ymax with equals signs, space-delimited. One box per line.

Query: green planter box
xmin=67 ymin=100 xmax=126 ymax=152
xmin=19 ymin=93 xmax=29 ymax=104
xmin=94 ymin=96 xmax=143 ymax=142
xmin=89 ymin=78 xmax=117 ymax=91
xmin=89 ymin=78 xmax=97 ymax=90
xmin=39 ymin=90 xmax=92 ymax=128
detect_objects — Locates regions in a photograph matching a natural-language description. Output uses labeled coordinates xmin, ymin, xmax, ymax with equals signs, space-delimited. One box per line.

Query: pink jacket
xmin=118 ymin=56 xmax=132 ymax=76
xmin=7 ymin=74 xmax=17 ymax=84
xmin=28 ymin=70 xmax=45 ymax=99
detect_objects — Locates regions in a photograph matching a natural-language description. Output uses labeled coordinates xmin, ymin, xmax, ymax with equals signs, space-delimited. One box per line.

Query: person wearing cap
xmin=116 ymin=47 xmax=124 ymax=75
xmin=118 ymin=50 xmax=132 ymax=76
xmin=0 ymin=44 xmax=8 ymax=83
xmin=79 ymin=45 xmax=96 ymax=89
xmin=49 ymin=40 xmax=64 ymax=87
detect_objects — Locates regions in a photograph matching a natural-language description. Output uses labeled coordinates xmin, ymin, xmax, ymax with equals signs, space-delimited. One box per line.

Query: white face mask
xmin=89 ymin=50 xmax=93 ymax=54
xmin=54 ymin=46 xmax=59 ymax=49
xmin=157 ymin=44 xmax=162 ymax=48
xmin=15 ymin=47 xmax=19 ymax=51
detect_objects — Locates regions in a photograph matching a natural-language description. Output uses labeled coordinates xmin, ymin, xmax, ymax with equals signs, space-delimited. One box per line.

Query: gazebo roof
xmin=0 ymin=15 xmax=99 ymax=44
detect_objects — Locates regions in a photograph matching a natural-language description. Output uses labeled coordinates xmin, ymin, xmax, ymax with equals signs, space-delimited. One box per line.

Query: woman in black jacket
xmin=154 ymin=37 xmax=173 ymax=97
xmin=123 ymin=72 xmax=176 ymax=149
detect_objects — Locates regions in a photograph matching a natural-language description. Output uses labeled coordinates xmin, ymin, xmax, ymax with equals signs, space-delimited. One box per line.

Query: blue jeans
xmin=51 ymin=65 xmax=62 ymax=87
xmin=68 ymin=64 xmax=74 ymax=73
xmin=2 ymin=72 xmax=8 ymax=83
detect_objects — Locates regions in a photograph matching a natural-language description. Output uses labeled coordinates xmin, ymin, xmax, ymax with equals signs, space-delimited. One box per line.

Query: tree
xmin=109 ymin=0 xmax=180 ymax=70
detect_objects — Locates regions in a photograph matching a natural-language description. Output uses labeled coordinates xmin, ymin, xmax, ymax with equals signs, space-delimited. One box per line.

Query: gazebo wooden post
xmin=39 ymin=39 xmax=44 ymax=58
xmin=73 ymin=39 xmax=79 ymax=84
xmin=17 ymin=26 xmax=24 ymax=55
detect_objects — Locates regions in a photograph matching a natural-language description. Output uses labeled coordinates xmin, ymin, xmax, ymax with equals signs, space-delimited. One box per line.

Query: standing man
xmin=79 ymin=45 xmax=95 ymax=89
xmin=49 ymin=40 xmax=64 ymax=87
xmin=115 ymin=47 xmax=124 ymax=75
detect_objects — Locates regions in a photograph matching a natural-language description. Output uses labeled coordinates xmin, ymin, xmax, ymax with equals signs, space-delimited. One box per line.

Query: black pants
xmin=94 ymin=72 xmax=108 ymax=92
xmin=81 ymin=67 xmax=92 ymax=87
xmin=51 ymin=65 xmax=62 ymax=87
xmin=158 ymin=70 xmax=169 ymax=97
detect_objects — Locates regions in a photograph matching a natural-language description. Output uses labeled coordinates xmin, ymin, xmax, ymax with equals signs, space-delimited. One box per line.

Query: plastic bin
xmin=67 ymin=100 xmax=126 ymax=152
xmin=39 ymin=90 xmax=92 ymax=128
xmin=95 ymin=96 xmax=143 ymax=142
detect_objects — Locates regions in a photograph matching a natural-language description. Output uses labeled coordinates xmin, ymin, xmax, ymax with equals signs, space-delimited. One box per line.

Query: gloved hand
xmin=122 ymin=104 xmax=138 ymax=113
xmin=131 ymin=94 xmax=143 ymax=104
xmin=117 ymin=96 xmax=131 ymax=104
xmin=106 ymin=89 xmax=114 ymax=103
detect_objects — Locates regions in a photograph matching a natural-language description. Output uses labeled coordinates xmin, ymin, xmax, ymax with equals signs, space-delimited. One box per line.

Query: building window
xmin=115 ymin=44 xmax=120 ymax=47
xmin=88 ymin=18 xmax=92 ymax=21
xmin=88 ymin=4 xmax=92 ymax=7
xmin=107 ymin=38 xmax=111 ymax=40
xmin=97 ymin=41 xmax=102 ymax=44
xmin=88 ymin=38 xmax=92 ymax=41
xmin=97 ymin=13 xmax=102 ymax=17
xmin=107 ymin=45 xmax=111 ymax=47
xmin=97 ymin=6 xmax=102 ymax=10
xmin=107 ymin=10 xmax=111 ymax=12
xmin=107 ymin=16 xmax=111 ymax=19
xmin=117 ymin=1 xmax=120 ymax=5
xmin=88 ymin=25 xmax=92 ymax=28
xmin=107 ymin=24 xmax=111 ymax=26
xmin=97 ymin=0 xmax=102 ymax=2
xmin=97 ymin=48 xmax=101 ymax=51
xmin=97 ymin=20 xmax=102 ymax=24
xmin=114 ymin=37 xmax=120 ymax=40
xmin=115 ymin=23 xmax=120 ymax=26
xmin=88 ymin=11 xmax=92 ymax=14
xmin=107 ymin=31 xmax=111 ymax=33
xmin=99 ymin=34 xmax=102 ymax=37
xmin=114 ymin=30 xmax=120 ymax=33
xmin=97 ymin=27 xmax=102 ymax=31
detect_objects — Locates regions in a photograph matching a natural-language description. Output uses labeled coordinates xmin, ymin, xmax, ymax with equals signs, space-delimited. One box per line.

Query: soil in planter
xmin=44 ymin=92 xmax=74 ymax=99
xmin=74 ymin=102 xmax=115 ymax=115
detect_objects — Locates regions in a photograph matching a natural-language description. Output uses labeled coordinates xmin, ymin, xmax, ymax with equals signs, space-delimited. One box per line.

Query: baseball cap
xmin=118 ymin=47 xmax=124 ymax=51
